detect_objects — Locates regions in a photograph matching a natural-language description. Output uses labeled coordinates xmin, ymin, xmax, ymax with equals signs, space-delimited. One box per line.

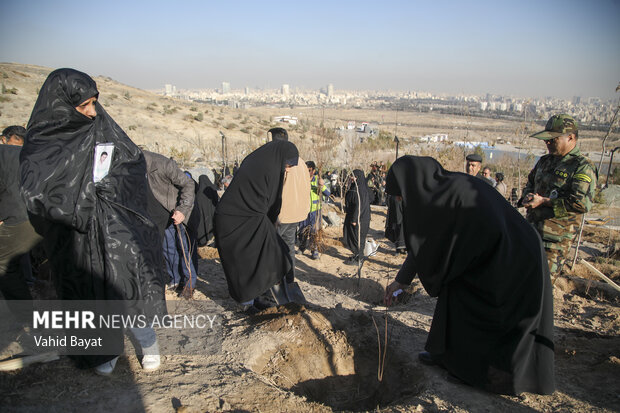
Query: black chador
xmin=343 ymin=169 xmax=370 ymax=258
xmin=385 ymin=194 xmax=406 ymax=252
xmin=386 ymin=156 xmax=555 ymax=395
xmin=188 ymin=174 xmax=220 ymax=247
xmin=20 ymin=69 xmax=167 ymax=367
xmin=214 ymin=140 xmax=298 ymax=303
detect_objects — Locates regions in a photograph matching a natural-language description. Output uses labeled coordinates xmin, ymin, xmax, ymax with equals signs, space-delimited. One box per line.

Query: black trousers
xmin=277 ymin=222 xmax=297 ymax=283
xmin=0 ymin=220 xmax=42 ymax=300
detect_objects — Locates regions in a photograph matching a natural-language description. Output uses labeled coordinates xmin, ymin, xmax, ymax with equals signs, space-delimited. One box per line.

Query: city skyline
xmin=1 ymin=0 xmax=618 ymax=100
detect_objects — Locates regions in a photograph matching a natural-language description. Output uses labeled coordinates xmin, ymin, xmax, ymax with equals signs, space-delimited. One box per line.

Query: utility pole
xmin=220 ymin=131 xmax=227 ymax=174
xmin=394 ymin=136 xmax=400 ymax=160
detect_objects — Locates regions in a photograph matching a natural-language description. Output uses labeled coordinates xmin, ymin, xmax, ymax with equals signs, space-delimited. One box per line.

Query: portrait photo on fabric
xmin=93 ymin=143 xmax=114 ymax=183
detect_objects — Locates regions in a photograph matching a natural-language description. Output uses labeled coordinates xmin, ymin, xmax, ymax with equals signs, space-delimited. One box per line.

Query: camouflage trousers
xmin=535 ymin=214 xmax=582 ymax=281
xmin=543 ymin=237 xmax=573 ymax=281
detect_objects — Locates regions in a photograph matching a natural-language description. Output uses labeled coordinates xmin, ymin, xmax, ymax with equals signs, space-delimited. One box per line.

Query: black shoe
xmin=418 ymin=351 xmax=437 ymax=366
xmin=446 ymin=372 xmax=466 ymax=385
xmin=253 ymin=296 xmax=274 ymax=310
xmin=243 ymin=305 xmax=260 ymax=315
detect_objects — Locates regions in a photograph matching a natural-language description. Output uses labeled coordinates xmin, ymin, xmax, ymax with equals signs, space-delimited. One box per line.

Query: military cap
xmin=530 ymin=114 xmax=578 ymax=140
xmin=465 ymin=154 xmax=482 ymax=162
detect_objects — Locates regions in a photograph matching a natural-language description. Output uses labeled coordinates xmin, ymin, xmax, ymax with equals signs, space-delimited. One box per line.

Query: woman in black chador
xmin=385 ymin=194 xmax=406 ymax=254
xmin=20 ymin=69 xmax=166 ymax=375
xmin=383 ymin=156 xmax=555 ymax=395
xmin=343 ymin=169 xmax=370 ymax=264
xmin=214 ymin=140 xmax=298 ymax=312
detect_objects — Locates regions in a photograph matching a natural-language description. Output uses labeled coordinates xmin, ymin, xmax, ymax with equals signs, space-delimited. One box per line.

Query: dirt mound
xmin=244 ymin=304 xmax=424 ymax=411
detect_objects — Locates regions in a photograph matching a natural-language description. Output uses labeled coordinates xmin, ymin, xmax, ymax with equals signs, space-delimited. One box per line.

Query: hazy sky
xmin=1 ymin=0 xmax=619 ymax=99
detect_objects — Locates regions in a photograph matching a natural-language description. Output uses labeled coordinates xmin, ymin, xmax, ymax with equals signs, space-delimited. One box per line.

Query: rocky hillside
xmin=0 ymin=63 xmax=274 ymax=168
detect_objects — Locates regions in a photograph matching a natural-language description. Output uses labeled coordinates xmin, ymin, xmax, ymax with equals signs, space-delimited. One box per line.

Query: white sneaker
xmin=94 ymin=356 xmax=119 ymax=376
xmin=141 ymin=354 xmax=160 ymax=371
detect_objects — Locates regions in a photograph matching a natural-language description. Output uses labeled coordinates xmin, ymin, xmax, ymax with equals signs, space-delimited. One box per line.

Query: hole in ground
xmin=247 ymin=304 xmax=424 ymax=411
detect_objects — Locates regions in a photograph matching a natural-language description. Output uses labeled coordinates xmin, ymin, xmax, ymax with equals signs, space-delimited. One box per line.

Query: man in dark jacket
xmin=0 ymin=144 xmax=42 ymax=301
xmin=143 ymin=151 xmax=196 ymax=298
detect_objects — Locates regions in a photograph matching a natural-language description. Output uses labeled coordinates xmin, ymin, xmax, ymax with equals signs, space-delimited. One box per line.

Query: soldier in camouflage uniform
xmin=521 ymin=114 xmax=597 ymax=281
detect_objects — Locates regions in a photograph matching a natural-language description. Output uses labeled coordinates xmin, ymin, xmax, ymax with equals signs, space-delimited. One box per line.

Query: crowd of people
xmin=1 ymin=68 xmax=599 ymax=397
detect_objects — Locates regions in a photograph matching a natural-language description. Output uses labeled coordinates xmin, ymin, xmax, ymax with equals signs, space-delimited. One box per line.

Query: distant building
xmin=420 ymin=133 xmax=448 ymax=143
xmin=282 ymin=84 xmax=290 ymax=96
xmin=327 ymin=83 xmax=334 ymax=97
xmin=273 ymin=115 xmax=298 ymax=125
xmin=245 ymin=86 xmax=250 ymax=96
xmin=164 ymin=84 xmax=176 ymax=96
xmin=221 ymin=82 xmax=231 ymax=94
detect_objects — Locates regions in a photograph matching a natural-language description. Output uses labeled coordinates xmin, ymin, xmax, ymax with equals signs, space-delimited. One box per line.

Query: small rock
xmin=325 ymin=211 xmax=342 ymax=227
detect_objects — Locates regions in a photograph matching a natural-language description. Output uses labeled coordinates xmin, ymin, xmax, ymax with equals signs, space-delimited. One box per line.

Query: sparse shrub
xmin=127 ymin=125 xmax=137 ymax=131
xmin=109 ymin=94 xmax=118 ymax=100
xmin=163 ymin=105 xmax=177 ymax=115
xmin=240 ymin=128 xmax=250 ymax=134
xmin=0 ymin=95 xmax=10 ymax=102
xmin=212 ymin=121 xmax=220 ymax=127
xmin=225 ymin=122 xmax=238 ymax=130
xmin=1 ymin=84 xmax=17 ymax=94
xmin=194 ymin=112 xmax=204 ymax=122
xmin=190 ymin=106 xmax=198 ymax=112
xmin=358 ymin=129 xmax=394 ymax=151
xmin=169 ymin=147 xmax=192 ymax=168
xmin=217 ymin=116 xmax=224 ymax=121
xmin=123 ymin=91 xmax=131 ymax=100
xmin=1 ymin=72 xmax=7 ymax=79
xmin=234 ymin=113 xmax=242 ymax=120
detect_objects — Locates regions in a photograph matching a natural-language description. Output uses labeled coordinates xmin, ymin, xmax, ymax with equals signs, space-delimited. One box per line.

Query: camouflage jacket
xmin=522 ymin=146 xmax=597 ymax=243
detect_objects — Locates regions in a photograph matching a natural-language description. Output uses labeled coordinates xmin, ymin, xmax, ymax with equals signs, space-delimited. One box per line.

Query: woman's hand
xmin=384 ymin=280 xmax=407 ymax=306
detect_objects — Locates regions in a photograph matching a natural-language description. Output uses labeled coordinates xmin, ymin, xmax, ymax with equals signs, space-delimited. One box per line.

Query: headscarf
xmin=20 ymin=68 xmax=165 ymax=315
xmin=217 ymin=140 xmax=298 ymax=220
